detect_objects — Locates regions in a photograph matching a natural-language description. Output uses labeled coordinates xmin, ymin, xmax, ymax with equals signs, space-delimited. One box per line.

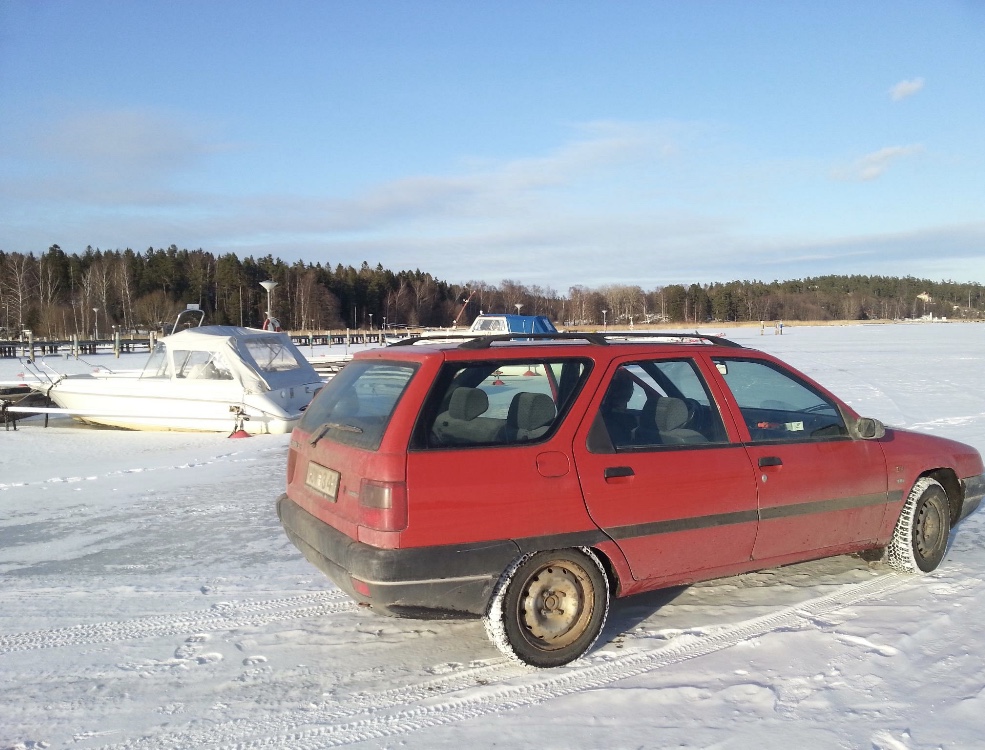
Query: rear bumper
xmin=960 ymin=474 xmax=985 ymax=522
xmin=276 ymin=494 xmax=520 ymax=618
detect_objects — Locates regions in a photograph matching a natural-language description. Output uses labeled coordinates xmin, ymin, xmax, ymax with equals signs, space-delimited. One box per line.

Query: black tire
xmin=484 ymin=548 xmax=609 ymax=668
xmin=887 ymin=477 xmax=951 ymax=573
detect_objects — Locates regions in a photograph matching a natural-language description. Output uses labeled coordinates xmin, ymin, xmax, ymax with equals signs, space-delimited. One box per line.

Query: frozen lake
xmin=2 ymin=322 xmax=984 ymax=749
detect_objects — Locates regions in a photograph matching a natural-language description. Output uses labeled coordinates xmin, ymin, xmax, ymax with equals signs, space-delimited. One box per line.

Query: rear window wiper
xmin=309 ymin=421 xmax=364 ymax=445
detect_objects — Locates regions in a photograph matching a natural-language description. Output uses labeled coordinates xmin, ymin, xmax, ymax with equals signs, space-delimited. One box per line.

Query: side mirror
xmin=856 ymin=417 xmax=886 ymax=440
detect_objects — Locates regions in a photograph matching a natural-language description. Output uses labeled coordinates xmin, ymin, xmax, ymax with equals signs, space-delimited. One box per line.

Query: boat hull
xmin=43 ymin=373 xmax=320 ymax=434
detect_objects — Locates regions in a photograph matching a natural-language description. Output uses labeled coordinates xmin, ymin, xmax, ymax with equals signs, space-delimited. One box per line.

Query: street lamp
xmin=514 ymin=303 xmax=523 ymax=315
xmin=93 ymin=307 xmax=99 ymax=340
xmin=369 ymin=313 xmax=373 ymax=331
xmin=602 ymin=309 xmax=607 ymax=330
xmin=259 ymin=280 xmax=278 ymax=328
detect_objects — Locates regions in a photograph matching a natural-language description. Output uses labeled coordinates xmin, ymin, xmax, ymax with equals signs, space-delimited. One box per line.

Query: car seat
xmin=504 ymin=392 xmax=556 ymax=442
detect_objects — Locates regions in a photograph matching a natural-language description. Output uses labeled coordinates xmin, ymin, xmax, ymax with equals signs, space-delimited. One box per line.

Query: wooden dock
xmin=1 ymin=328 xmax=419 ymax=359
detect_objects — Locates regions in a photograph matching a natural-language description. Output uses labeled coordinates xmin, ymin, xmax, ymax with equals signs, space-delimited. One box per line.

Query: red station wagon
xmin=277 ymin=332 xmax=985 ymax=667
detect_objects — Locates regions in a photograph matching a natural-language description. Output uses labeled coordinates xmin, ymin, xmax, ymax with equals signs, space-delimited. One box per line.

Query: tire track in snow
xmin=0 ymin=590 xmax=353 ymax=654
xmin=98 ymin=570 xmax=916 ymax=750
xmin=0 ymin=445 xmax=283 ymax=491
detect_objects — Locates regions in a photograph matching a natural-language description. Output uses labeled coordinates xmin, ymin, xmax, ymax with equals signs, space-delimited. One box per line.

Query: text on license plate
xmin=305 ymin=462 xmax=340 ymax=501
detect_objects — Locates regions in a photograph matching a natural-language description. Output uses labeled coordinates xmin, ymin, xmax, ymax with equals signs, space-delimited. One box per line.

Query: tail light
xmin=359 ymin=479 xmax=408 ymax=531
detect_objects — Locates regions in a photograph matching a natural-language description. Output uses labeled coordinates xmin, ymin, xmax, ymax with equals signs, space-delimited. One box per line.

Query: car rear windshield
xmin=299 ymin=360 xmax=419 ymax=451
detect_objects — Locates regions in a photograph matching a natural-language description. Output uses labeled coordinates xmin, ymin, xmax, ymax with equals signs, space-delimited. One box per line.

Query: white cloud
xmin=889 ymin=77 xmax=925 ymax=101
xmin=36 ymin=108 xmax=228 ymax=187
xmin=831 ymin=144 xmax=924 ymax=182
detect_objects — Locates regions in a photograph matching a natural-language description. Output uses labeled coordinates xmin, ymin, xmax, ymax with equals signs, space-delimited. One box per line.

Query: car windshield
xmin=299 ymin=360 xmax=419 ymax=451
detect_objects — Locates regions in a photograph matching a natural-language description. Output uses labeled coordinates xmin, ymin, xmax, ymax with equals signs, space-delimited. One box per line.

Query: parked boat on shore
xmin=27 ymin=324 xmax=323 ymax=434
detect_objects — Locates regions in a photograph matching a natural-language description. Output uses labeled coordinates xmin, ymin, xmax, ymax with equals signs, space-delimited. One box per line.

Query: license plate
xmin=305 ymin=462 xmax=340 ymax=501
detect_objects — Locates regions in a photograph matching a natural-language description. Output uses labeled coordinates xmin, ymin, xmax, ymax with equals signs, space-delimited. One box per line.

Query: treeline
xmin=0 ymin=244 xmax=982 ymax=338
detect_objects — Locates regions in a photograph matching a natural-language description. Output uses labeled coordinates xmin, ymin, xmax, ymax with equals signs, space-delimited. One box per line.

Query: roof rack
xmin=388 ymin=334 xmax=488 ymax=347
xmin=390 ymin=331 xmax=743 ymax=349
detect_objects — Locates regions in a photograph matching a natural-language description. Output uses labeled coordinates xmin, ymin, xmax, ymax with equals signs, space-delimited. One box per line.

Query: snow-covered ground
xmin=2 ymin=323 xmax=984 ymax=750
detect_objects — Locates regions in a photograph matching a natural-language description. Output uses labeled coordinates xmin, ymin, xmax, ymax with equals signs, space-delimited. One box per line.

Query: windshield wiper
xmin=309 ymin=421 xmax=363 ymax=446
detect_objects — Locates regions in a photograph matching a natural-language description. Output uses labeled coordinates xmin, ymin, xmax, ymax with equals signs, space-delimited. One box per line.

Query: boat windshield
xmin=173 ymin=350 xmax=235 ymax=380
xmin=244 ymin=339 xmax=306 ymax=373
xmin=140 ymin=344 xmax=173 ymax=379
xmin=140 ymin=344 xmax=236 ymax=381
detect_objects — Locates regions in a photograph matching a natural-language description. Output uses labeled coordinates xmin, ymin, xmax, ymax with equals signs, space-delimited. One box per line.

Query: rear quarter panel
xmin=286 ymin=350 xmax=442 ymax=544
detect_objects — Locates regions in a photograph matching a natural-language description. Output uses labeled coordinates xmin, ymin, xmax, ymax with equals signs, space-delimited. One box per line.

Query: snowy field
xmin=2 ymin=323 xmax=984 ymax=750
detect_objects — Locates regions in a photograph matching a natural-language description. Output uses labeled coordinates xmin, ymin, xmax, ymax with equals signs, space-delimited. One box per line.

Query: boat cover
xmin=156 ymin=326 xmax=321 ymax=392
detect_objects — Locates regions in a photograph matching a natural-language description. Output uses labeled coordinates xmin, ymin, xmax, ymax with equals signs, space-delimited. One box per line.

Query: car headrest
xmin=654 ymin=397 xmax=688 ymax=431
xmin=448 ymin=387 xmax=489 ymax=421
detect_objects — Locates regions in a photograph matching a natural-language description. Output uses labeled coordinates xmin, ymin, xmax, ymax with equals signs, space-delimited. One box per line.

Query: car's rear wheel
xmin=887 ymin=477 xmax=951 ymax=573
xmin=484 ymin=548 xmax=609 ymax=668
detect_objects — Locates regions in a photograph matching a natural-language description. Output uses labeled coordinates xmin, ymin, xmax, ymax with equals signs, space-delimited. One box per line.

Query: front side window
xmin=300 ymin=361 xmax=418 ymax=451
xmin=714 ymin=358 xmax=848 ymax=442
xmin=590 ymin=358 xmax=728 ymax=452
xmin=417 ymin=358 xmax=591 ymax=449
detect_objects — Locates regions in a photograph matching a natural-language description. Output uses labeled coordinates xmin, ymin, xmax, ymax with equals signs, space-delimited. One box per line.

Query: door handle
xmin=758 ymin=456 xmax=783 ymax=468
xmin=604 ymin=466 xmax=635 ymax=480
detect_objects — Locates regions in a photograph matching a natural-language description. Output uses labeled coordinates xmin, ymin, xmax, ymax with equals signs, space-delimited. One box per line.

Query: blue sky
xmin=2 ymin=1 xmax=983 ymax=290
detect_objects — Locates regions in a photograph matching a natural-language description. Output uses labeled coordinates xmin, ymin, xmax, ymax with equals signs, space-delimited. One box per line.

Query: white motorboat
xmin=31 ymin=325 xmax=324 ymax=434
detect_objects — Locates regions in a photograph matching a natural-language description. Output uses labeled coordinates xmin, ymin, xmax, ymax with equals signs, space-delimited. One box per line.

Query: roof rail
xmin=388 ymin=331 xmax=744 ymax=349
xmin=458 ymin=332 xmax=609 ymax=349
xmin=388 ymin=334 xmax=481 ymax=347
xmin=599 ymin=332 xmax=743 ymax=347
xmin=457 ymin=331 xmax=743 ymax=349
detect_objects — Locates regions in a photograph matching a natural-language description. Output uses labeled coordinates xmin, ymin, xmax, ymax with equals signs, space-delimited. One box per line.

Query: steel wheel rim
xmin=519 ymin=560 xmax=594 ymax=650
xmin=914 ymin=493 xmax=947 ymax=561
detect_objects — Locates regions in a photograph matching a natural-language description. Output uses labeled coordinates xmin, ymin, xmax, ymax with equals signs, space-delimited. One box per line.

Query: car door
xmin=710 ymin=356 xmax=891 ymax=560
xmin=404 ymin=356 xmax=598 ymax=548
xmin=572 ymin=355 xmax=760 ymax=584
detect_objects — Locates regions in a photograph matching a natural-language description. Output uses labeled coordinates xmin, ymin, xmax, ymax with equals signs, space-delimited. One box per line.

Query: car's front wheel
xmin=484 ymin=548 xmax=609 ymax=668
xmin=887 ymin=477 xmax=951 ymax=573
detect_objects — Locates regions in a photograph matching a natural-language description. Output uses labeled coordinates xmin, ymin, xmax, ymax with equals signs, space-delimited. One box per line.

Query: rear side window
xmin=414 ymin=358 xmax=592 ymax=449
xmin=589 ymin=358 xmax=728 ymax=453
xmin=299 ymin=360 xmax=418 ymax=451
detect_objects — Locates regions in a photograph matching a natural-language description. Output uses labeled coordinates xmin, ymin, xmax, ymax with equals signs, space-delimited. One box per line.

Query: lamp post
xmin=602 ymin=309 xmax=607 ymax=330
xmin=93 ymin=308 xmax=99 ymax=340
xmin=369 ymin=313 xmax=373 ymax=330
xmin=514 ymin=303 xmax=523 ymax=315
xmin=259 ymin=280 xmax=278 ymax=328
